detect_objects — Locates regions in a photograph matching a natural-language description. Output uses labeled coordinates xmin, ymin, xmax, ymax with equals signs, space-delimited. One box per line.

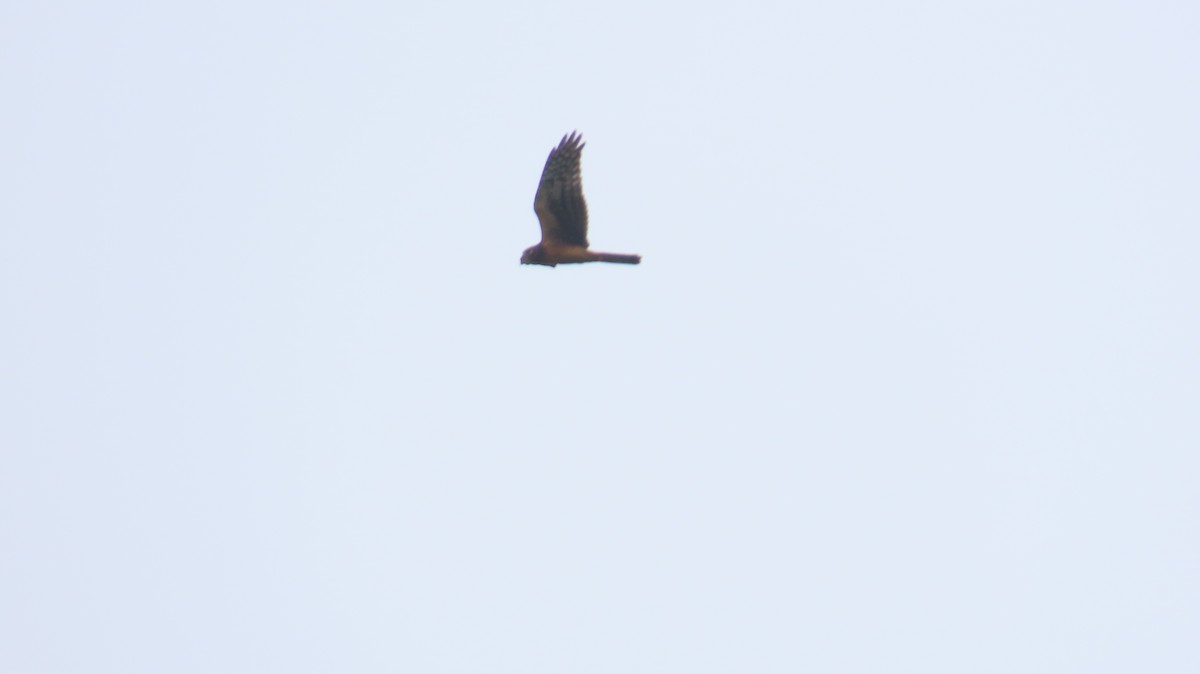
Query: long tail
xmin=590 ymin=251 xmax=641 ymax=265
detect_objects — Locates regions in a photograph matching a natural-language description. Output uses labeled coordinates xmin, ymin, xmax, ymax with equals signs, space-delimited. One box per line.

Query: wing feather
xmin=533 ymin=131 xmax=589 ymax=247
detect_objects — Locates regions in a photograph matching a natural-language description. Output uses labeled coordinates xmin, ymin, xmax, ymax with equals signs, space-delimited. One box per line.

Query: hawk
xmin=521 ymin=132 xmax=641 ymax=267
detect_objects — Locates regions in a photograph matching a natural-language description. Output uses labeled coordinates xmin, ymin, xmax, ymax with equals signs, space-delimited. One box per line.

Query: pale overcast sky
xmin=2 ymin=1 xmax=1198 ymax=672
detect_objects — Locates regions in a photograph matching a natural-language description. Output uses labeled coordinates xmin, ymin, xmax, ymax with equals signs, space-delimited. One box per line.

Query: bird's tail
xmin=590 ymin=251 xmax=641 ymax=265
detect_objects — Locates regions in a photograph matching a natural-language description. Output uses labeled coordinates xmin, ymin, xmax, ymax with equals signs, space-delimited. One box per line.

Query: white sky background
xmin=2 ymin=0 xmax=1197 ymax=671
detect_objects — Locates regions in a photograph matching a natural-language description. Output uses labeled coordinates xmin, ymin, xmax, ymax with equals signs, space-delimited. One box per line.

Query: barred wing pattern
xmin=533 ymin=131 xmax=589 ymax=248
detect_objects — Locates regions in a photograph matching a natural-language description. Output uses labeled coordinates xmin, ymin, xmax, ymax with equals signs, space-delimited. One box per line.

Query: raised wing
xmin=533 ymin=131 xmax=589 ymax=248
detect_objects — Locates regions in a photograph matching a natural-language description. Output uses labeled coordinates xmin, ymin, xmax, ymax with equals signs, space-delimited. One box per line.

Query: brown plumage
xmin=521 ymin=132 xmax=641 ymax=267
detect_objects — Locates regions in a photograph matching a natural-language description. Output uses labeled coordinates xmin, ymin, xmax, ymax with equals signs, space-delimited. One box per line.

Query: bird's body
xmin=521 ymin=132 xmax=641 ymax=267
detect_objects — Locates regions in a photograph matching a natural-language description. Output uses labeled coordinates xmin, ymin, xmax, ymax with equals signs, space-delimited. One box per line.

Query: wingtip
xmin=557 ymin=130 xmax=584 ymax=152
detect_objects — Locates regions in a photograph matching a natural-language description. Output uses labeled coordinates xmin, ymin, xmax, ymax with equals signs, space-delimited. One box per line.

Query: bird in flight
xmin=521 ymin=132 xmax=641 ymax=267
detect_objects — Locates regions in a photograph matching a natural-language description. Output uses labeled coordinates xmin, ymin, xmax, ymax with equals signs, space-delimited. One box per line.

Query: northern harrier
xmin=521 ymin=132 xmax=641 ymax=267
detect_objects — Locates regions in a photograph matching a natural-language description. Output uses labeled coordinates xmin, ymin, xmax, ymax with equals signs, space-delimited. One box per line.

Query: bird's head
xmin=520 ymin=244 xmax=555 ymax=267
